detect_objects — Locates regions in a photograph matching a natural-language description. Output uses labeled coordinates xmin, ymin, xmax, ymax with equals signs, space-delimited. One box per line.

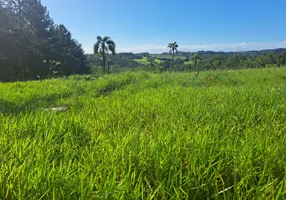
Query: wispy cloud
xmin=84 ymin=41 xmax=286 ymax=54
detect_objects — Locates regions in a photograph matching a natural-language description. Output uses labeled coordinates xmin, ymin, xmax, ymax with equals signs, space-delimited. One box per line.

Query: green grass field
xmin=134 ymin=57 xmax=150 ymax=65
xmin=134 ymin=57 xmax=163 ymax=65
xmin=152 ymin=54 xmax=186 ymax=60
xmin=1 ymin=68 xmax=286 ymax=199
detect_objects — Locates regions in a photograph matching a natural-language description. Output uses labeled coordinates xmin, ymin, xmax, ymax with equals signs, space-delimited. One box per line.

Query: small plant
xmin=43 ymin=60 xmax=60 ymax=79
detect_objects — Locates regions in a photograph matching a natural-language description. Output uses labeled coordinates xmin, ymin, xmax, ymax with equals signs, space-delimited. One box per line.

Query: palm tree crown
xmin=168 ymin=42 xmax=178 ymax=67
xmin=168 ymin=42 xmax=178 ymax=52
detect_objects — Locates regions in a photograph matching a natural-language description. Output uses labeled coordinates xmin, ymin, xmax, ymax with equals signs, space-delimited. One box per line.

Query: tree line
xmin=165 ymin=50 xmax=286 ymax=72
xmin=87 ymin=48 xmax=286 ymax=74
xmin=0 ymin=0 xmax=88 ymax=81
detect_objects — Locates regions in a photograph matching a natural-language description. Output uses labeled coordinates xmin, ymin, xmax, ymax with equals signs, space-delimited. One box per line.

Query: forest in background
xmin=0 ymin=0 xmax=88 ymax=82
xmin=87 ymin=48 xmax=286 ymax=74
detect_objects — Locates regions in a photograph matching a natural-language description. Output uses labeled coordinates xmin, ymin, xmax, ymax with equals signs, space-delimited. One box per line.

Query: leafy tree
xmin=0 ymin=0 xmax=88 ymax=81
xmin=168 ymin=41 xmax=178 ymax=67
xmin=17 ymin=0 xmax=54 ymax=79
xmin=278 ymin=51 xmax=286 ymax=66
xmin=93 ymin=36 xmax=116 ymax=74
xmin=212 ymin=55 xmax=225 ymax=70
xmin=0 ymin=0 xmax=54 ymax=80
xmin=48 ymin=24 xmax=88 ymax=76
xmin=191 ymin=54 xmax=203 ymax=70
xmin=0 ymin=2 xmax=17 ymax=81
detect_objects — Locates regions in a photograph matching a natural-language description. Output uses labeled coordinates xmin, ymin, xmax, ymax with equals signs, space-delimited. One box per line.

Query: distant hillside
xmin=87 ymin=47 xmax=286 ymax=72
xmin=148 ymin=48 xmax=286 ymax=58
xmin=88 ymin=48 xmax=286 ymax=59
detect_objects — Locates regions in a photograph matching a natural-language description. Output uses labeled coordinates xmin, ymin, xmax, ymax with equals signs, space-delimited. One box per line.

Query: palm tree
xmin=168 ymin=42 xmax=178 ymax=67
xmin=94 ymin=36 xmax=116 ymax=74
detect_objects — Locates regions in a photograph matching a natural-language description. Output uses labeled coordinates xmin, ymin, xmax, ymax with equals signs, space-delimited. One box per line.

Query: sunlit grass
xmin=134 ymin=57 xmax=150 ymax=65
xmin=0 ymin=67 xmax=286 ymax=199
xmin=152 ymin=54 xmax=186 ymax=60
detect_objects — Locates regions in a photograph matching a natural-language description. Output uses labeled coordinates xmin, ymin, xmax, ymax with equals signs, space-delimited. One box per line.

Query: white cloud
xmin=117 ymin=45 xmax=167 ymax=53
xmin=83 ymin=41 xmax=286 ymax=54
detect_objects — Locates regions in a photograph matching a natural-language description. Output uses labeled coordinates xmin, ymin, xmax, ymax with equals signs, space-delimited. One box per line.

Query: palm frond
xmin=168 ymin=42 xmax=178 ymax=49
xmin=103 ymin=36 xmax=110 ymax=42
xmin=97 ymin=36 xmax=102 ymax=41
xmin=93 ymin=41 xmax=101 ymax=54
xmin=168 ymin=43 xmax=173 ymax=48
xmin=108 ymin=45 xmax=116 ymax=55
xmin=106 ymin=40 xmax=116 ymax=55
xmin=106 ymin=40 xmax=115 ymax=46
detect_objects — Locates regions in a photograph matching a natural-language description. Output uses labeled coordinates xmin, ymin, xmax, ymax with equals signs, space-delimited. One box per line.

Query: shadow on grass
xmin=95 ymin=78 xmax=134 ymax=97
xmin=0 ymin=92 xmax=72 ymax=116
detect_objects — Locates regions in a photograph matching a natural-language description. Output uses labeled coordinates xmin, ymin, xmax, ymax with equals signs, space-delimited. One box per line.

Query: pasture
xmin=134 ymin=57 xmax=163 ymax=65
xmin=0 ymin=67 xmax=286 ymax=199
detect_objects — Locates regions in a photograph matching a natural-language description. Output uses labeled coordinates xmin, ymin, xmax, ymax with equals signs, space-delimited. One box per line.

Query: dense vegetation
xmin=0 ymin=67 xmax=286 ymax=199
xmin=87 ymin=48 xmax=286 ymax=74
xmin=0 ymin=0 xmax=88 ymax=81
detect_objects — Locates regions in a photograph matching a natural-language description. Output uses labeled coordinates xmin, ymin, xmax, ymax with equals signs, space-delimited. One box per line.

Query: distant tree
xmin=168 ymin=41 xmax=178 ymax=67
xmin=279 ymin=51 xmax=286 ymax=66
xmin=212 ymin=55 xmax=225 ymax=70
xmin=94 ymin=36 xmax=116 ymax=74
xmin=191 ymin=54 xmax=203 ymax=70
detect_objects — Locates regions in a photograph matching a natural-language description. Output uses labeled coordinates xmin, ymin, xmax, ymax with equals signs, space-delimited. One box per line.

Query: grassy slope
xmin=152 ymin=54 xmax=186 ymax=60
xmin=0 ymin=68 xmax=286 ymax=199
xmin=134 ymin=57 xmax=150 ymax=65
xmin=134 ymin=57 xmax=163 ymax=65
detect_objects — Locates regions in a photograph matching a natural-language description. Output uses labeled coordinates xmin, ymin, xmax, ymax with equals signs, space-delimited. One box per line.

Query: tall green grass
xmin=0 ymin=68 xmax=286 ymax=199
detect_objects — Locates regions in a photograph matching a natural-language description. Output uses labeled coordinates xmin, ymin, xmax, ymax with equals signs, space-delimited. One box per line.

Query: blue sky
xmin=42 ymin=0 xmax=286 ymax=53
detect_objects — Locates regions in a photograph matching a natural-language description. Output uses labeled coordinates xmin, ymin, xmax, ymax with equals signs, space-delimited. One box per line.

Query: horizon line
xmin=83 ymin=41 xmax=286 ymax=54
